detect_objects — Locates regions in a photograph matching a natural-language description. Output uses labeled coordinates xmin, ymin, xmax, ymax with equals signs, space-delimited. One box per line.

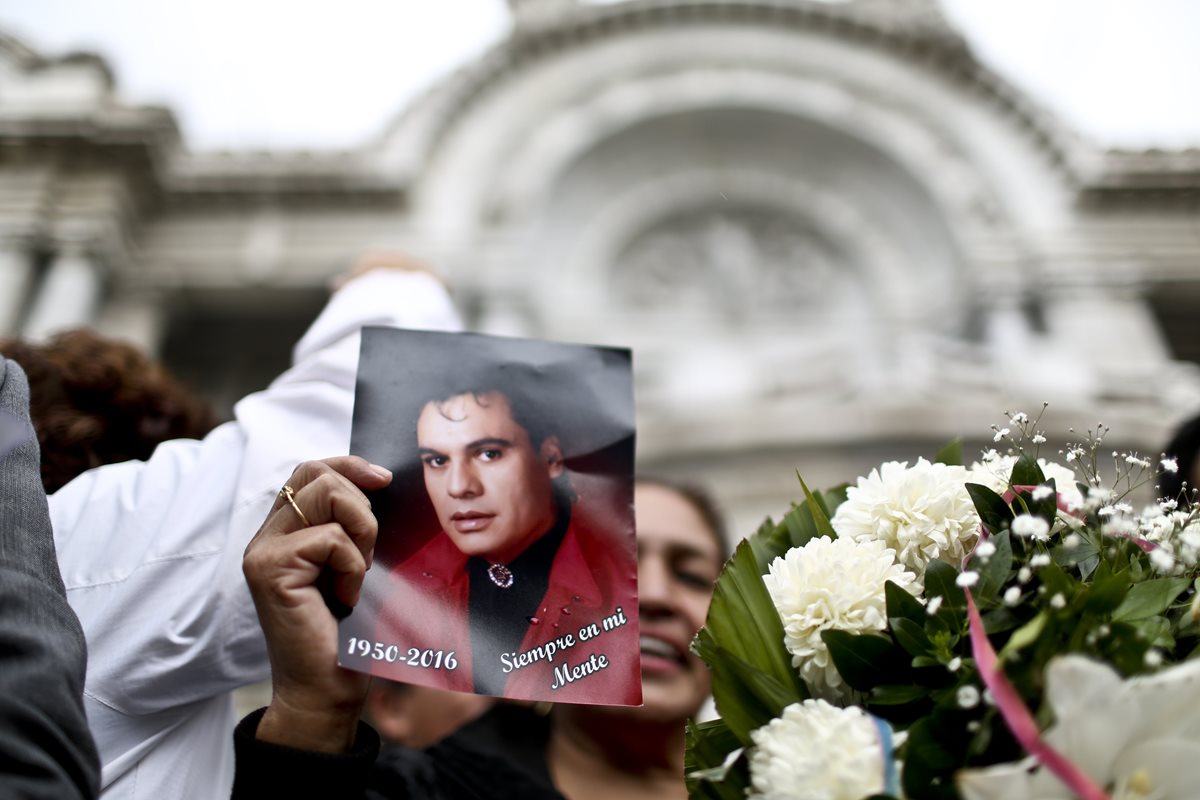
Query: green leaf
xmin=886 ymin=580 xmax=928 ymax=626
xmin=1038 ymin=561 xmax=1075 ymax=599
xmin=965 ymin=483 xmax=1012 ymax=535
xmin=685 ymin=717 xmax=750 ymax=800
xmin=1130 ymin=616 xmax=1174 ymax=650
xmin=820 ymin=485 xmax=850 ymax=518
xmin=934 ymin=439 xmax=963 ymax=467
xmin=1054 ymin=538 xmax=1100 ymax=569
xmin=822 ymin=630 xmax=911 ymax=692
xmin=1009 ymin=454 xmax=1046 ymax=488
xmin=901 ymin=715 xmax=963 ymax=800
xmin=970 ymin=532 xmax=1013 ymax=602
xmin=694 ymin=630 xmax=802 ymax=745
xmin=869 ymin=684 xmax=931 ymax=705
xmin=891 ymin=617 xmax=933 ymax=658
xmin=923 ymin=560 xmax=967 ymax=631
xmin=999 ymin=610 xmax=1048 ymax=659
xmin=1113 ymin=577 xmax=1192 ymax=622
xmin=982 ymin=607 xmax=1022 ymax=634
xmin=925 ymin=560 xmax=968 ymax=608
xmin=780 ymin=504 xmax=822 ymax=552
xmin=1083 ymin=571 xmax=1132 ymax=615
xmin=796 ymin=471 xmax=838 ymax=538
xmin=700 ymin=539 xmax=808 ymax=700
xmin=746 ymin=516 xmax=791 ymax=572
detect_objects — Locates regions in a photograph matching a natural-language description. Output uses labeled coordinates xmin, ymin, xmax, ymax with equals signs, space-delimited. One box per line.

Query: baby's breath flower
xmin=1144 ymin=649 xmax=1164 ymax=668
xmin=925 ymin=596 xmax=943 ymax=615
xmin=957 ymin=686 xmax=981 ymax=709
xmin=1149 ymin=547 xmax=1176 ymax=573
xmin=1050 ymin=593 xmax=1066 ymax=609
xmin=1018 ymin=567 xmax=1033 ymax=582
xmin=956 ymin=571 xmax=980 ymax=588
xmin=993 ymin=428 xmax=1010 ymax=442
xmin=974 ymin=541 xmax=996 ymax=559
xmin=1030 ymin=554 xmax=1051 ymax=568
xmin=1031 ymin=485 xmax=1054 ymax=501
xmin=1032 ymin=433 xmax=1047 ymax=444
xmin=947 ymin=657 xmax=962 ymax=672
xmin=1003 ymin=586 xmax=1021 ymax=606
xmin=1012 ymin=515 xmax=1050 ymax=540
xmin=1064 ymin=533 xmax=1082 ymax=549
xmin=1162 ymin=457 xmax=1179 ymax=473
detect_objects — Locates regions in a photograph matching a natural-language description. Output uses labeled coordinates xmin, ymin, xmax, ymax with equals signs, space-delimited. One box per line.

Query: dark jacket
xmin=232 ymin=705 xmax=565 ymax=800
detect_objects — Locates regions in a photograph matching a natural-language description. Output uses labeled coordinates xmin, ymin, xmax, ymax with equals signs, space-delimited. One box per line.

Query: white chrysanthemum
xmin=764 ymin=536 xmax=920 ymax=701
xmin=831 ymin=458 xmax=980 ymax=577
xmin=967 ymin=455 xmax=1084 ymax=511
xmin=748 ymin=700 xmax=894 ymax=800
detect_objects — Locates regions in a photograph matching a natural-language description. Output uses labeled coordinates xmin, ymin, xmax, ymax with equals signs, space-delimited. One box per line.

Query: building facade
xmin=3 ymin=0 xmax=1199 ymax=532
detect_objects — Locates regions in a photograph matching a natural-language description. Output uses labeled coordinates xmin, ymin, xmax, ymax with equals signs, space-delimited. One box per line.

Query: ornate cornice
xmin=0 ymin=32 xmax=115 ymax=87
xmin=383 ymin=0 xmax=1081 ymax=177
xmin=1077 ymin=148 xmax=1200 ymax=208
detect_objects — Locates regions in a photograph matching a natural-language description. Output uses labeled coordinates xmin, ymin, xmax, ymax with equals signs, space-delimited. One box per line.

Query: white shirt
xmin=49 ymin=270 xmax=462 ymax=799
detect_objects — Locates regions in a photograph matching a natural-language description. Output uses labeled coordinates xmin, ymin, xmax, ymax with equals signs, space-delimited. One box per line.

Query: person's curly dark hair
xmin=0 ymin=329 xmax=217 ymax=493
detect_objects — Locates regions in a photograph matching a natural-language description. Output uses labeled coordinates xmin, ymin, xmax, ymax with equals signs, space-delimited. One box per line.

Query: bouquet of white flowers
xmin=685 ymin=410 xmax=1200 ymax=800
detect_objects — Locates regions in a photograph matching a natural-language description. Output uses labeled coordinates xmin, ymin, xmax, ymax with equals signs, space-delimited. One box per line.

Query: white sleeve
xmin=49 ymin=270 xmax=461 ymax=777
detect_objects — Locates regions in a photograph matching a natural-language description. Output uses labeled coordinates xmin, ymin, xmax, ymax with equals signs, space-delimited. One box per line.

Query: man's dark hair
xmin=1161 ymin=411 xmax=1200 ymax=505
xmin=421 ymin=371 xmax=556 ymax=451
xmin=418 ymin=364 xmax=573 ymax=506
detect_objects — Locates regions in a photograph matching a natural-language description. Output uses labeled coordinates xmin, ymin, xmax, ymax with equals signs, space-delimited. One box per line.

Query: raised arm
xmin=48 ymin=263 xmax=461 ymax=796
xmin=233 ymin=456 xmax=390 ymax=798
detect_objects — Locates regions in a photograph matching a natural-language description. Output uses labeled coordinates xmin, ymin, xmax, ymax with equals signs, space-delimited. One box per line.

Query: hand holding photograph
xmin=339 ymin=327 xmax=641 ymax=706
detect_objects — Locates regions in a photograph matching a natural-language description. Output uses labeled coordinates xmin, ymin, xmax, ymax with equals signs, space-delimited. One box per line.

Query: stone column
xmin=22 ymin=247 xmax=103 ymax=341
xmin=0 ymin=246 xmax=36 ymax=336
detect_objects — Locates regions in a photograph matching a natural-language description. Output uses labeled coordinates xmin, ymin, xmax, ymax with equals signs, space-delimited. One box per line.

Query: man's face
xmin=417 ymin=391 xmax=562 ymax=564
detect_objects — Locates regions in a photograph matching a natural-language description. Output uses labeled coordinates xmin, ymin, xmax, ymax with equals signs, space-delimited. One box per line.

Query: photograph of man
xmin=340 ymin=328 xmax=640 ymax=706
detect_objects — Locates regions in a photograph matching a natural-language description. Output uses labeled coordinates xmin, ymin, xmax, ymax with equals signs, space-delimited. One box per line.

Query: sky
xmin=0 ymin=0 xmax=1197 ymax=152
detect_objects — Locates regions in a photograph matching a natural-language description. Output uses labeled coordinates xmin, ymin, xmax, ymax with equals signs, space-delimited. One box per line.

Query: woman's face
xmin=633 ymin=482 xmax=723 ymax=722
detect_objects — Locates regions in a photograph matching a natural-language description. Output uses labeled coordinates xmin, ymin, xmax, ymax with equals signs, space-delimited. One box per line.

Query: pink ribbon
xmin=965 ymin=589 xmax=1109 ymax=800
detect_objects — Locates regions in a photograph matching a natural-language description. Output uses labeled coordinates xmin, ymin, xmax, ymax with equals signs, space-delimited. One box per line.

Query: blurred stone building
xmin=2 ymin=0 xmax=1198 ymax=532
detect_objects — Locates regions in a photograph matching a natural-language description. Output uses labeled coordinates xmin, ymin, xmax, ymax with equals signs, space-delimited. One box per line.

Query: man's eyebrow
xmin=467 ymin=437 xmax=514 ymax=450
xmin=417 ymin=447 xmax=444 ymax=457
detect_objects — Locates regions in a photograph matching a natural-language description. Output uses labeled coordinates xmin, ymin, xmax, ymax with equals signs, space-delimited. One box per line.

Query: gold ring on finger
xmin=278 ymin=484 xmax=311 ymax=528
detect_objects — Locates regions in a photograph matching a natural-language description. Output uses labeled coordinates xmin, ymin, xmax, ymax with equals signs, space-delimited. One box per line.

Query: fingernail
xmin=369 ymin=464 xmax=392 ymax=480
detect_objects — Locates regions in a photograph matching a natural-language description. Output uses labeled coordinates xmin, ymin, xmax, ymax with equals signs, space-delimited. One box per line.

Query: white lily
xmin=958 ymin=656 xmax=1200 ymax=800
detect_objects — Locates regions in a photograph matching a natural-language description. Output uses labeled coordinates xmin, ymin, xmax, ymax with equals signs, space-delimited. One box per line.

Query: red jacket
xmin=371 ymin=518 xmax=641 ymax=706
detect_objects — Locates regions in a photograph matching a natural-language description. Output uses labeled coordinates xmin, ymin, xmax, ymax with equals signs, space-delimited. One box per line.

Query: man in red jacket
xmin=371 ymin=383 xmax=640 ymax=705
